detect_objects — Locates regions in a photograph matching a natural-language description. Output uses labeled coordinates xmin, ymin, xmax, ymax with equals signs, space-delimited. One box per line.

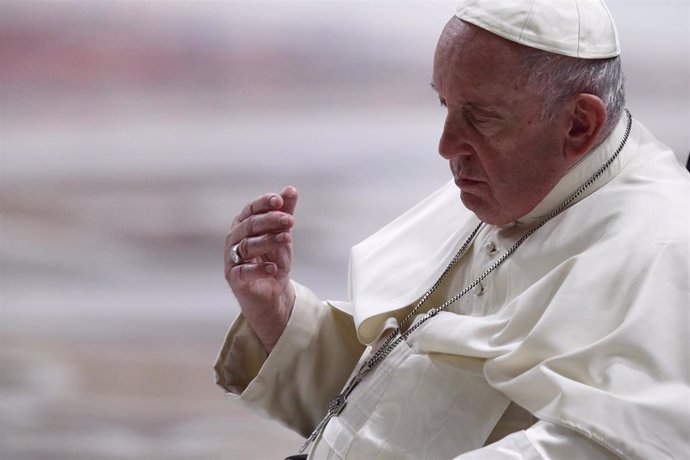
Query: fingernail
xmin=280 ymin=215 xmax=290 ymax=225
xmin=275 ymin=232 xmax=285 ymax=242
xmin=265 ymin=264 xmax=276 ymax=274
xmin=269 ymin=196 xmax=279 ymax=207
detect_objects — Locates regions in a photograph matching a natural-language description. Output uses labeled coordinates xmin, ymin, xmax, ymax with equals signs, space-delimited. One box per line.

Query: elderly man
xmin=215 ymin=1 xmax=689 ymax=458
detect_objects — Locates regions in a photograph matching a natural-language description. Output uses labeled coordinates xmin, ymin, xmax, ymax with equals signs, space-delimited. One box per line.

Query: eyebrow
xmin=429 ymin=81 xmax=504 ymax=118
xmin=430 ymin=82 xmax=447 ymax=106
xmin=467 ymin=102 xmax=501 ymax=116
xmin=430 ymin=82 xmax=501 ymax=116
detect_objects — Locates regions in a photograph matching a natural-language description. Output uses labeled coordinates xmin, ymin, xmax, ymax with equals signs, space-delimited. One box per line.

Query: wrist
xmin=259 ymin=280 xmax=296 ymax=352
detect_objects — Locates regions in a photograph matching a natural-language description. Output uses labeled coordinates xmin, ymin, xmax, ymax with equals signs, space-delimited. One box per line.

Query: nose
xmin=438 ymin=117 xmax=474 ymax=160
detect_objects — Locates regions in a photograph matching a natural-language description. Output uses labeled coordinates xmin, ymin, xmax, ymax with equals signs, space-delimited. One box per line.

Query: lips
xmin=451 ymin=161 xmax=485 ymax=191
xmin=454 ymin=175 xmax=484 ymax=189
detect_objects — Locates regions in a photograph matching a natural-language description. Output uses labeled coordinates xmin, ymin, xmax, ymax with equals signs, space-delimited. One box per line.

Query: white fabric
xmin=216 ymin=281 xmax=365 ymax=438
xmin=453 ymin=421 xmax=618 ymax=459
xmin=217 ymin=284 xmax=622 ymax=460
xmin=215 ymin=115 xmax=690 ymax=459
xmin=341 ymin=115 xmax=690 ymax=459
xmin=455 ymin=429 xmax=542 ymax=460
xmin=317 ymin=326 xmax=511 ymax=459
xmin=455 ymin=0 xmax=621 ymax=58
xmin=523 ymin=421 xmax=619 ymax=459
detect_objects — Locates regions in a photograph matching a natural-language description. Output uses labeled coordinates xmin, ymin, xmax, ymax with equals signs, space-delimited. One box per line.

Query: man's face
xmin=432 ymin=19 xmax=571 ymax=225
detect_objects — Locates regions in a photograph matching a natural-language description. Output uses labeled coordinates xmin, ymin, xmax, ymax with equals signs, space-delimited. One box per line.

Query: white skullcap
xmin=455 ymin=0 xmax=621 ymax=59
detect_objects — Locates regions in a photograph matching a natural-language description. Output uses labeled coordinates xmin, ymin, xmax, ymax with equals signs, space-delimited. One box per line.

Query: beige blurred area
xmin=1 ymin=1 xmax=688 ymax=459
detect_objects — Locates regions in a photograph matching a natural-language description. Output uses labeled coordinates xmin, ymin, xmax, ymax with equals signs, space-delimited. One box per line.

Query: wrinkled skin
xmin=224 ymin=187 xmax=298 ymax=351
xmin=433 ymin=19 xmax=599 ymax=225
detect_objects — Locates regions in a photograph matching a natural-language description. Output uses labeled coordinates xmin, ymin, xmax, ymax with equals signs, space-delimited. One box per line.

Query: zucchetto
xmin=456 ymin=0 xmax=621 ymax=58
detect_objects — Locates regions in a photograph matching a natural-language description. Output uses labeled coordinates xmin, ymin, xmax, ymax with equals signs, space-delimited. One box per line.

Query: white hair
xmin=519 ymin=50 xmax=626 ymax=136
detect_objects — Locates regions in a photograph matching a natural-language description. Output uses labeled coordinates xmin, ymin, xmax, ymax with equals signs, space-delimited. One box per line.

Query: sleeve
xmin=213 ymin=281 xmax=366 ymax=437
xmin=453 ymin=421 xmax=620 ymax=459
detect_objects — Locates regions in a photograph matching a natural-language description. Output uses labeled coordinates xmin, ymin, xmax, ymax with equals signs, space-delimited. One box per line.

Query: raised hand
xmin=224 ymin=186 xmax=298 ymax=351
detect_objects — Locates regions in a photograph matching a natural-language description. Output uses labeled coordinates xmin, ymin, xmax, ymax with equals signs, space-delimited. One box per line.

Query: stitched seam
xmin=574 ymin=0 xmax=582 ymax=56
xmin=520 ymin=0 xmax=538 ymax=40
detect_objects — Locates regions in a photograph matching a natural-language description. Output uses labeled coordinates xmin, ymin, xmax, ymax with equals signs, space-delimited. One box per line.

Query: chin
xmin=460 ymin=192 xmax=490 ymax=221
xmin=460 ymin=192 xmax=512 ymax=225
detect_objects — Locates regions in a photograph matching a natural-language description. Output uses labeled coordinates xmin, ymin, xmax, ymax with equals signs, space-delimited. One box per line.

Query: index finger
xmin=236 ymin=192 xmax=283 ymax=222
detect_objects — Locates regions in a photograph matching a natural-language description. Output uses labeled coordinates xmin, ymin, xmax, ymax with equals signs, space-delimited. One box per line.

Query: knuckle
xmin=226 ymin=226 xmax=240 ymax=245
xmin=240 ymin=202 xmax=252 ymax=218
xmin=225 ymin=233 xmax=237 ymax=250
xmin=225 ymin=264 xmax=237 ymax=282
xmin=245 ymin=215 xmax=255 ymax=234
xmin=239 ymin=238 xmax=250 ymax=258
xmin=235 ymin=264 xmax=247 ymax=282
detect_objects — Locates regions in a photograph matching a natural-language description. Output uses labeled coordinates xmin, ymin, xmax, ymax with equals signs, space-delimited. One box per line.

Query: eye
xmin=470 ymin=114 xmax=490 ymax=126
xmin=438 ymin=98 xmax=447 ymax=108
xmin=464 ymin=109 xmax=492 ymax=127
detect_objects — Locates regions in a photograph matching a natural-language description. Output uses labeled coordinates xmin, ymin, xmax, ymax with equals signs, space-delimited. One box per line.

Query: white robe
xmin=215 ymin=115 xmax=690 ymax=459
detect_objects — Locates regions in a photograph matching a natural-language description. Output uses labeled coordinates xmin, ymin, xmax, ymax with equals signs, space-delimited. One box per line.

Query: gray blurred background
xmin=1 ymin=1 xmax=688 ymax=459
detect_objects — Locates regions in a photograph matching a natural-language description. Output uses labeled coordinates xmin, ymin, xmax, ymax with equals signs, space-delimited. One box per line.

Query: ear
xmin=563 ymin=94 xmax=606 ymax=161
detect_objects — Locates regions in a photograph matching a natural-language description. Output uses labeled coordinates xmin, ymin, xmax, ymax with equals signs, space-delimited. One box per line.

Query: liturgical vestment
xmin=215 ymin=115 xmax=690 ymax=459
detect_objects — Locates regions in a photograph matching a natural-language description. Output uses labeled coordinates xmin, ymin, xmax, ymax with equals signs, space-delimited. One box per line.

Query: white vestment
xmin=215 ymin=115 xmax=690 ymax=459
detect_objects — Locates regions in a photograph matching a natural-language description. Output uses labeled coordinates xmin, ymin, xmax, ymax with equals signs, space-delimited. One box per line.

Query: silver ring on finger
xmin=230 ymin=242 xmax=246 ymax=266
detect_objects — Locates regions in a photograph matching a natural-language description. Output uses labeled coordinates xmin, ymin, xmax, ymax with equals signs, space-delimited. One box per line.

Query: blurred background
xmin=1 ymin=1 xmax=688 ymax=459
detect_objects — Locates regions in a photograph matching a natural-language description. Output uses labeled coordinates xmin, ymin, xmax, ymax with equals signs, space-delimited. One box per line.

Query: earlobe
xmin=564 ymin=94 xmax=606 ymax=160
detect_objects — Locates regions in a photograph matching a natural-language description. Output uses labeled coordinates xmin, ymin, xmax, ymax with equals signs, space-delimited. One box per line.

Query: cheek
xmin=483 ymin=144 xmax=541 ymax=200
xmin=478 ymin=145 xmax=515 ymax=188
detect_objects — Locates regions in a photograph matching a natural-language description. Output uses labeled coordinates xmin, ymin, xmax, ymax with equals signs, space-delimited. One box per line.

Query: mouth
xmin=454 ymin=175 xmax=484 ymax=189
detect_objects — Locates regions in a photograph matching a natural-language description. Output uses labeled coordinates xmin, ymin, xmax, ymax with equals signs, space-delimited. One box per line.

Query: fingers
xmin=280 ymin=186 xmax=299 ymax=216
xmin=238 ymin=230 xmax=291 ymax=261
xmin=236 ymin=192 xmax=283 ymax=223
xmin=234 ymin=186 xmax=298 ymax=222
xmin=229 ymin=186 xmax=298 ymax=246
xmin=226 ymin=261 xmax=278 ymax=283
xmin=227 ymin=211 xmax=293 ymax=248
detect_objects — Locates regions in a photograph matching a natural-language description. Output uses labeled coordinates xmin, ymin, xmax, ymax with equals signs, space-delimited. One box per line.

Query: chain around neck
xmin=362 ymin=109 xmax=632 ymax=373
xmin=298 ymin=109 xmax=633 ymax=455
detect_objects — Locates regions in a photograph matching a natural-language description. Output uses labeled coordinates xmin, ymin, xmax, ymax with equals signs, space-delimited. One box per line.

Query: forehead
xmin=433 ymin=19 xmax=527 ymax=107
